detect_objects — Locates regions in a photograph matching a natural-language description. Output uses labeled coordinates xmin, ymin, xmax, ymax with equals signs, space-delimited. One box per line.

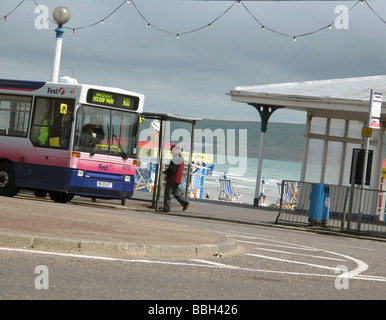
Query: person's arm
xmin=164 ymin=161 xmax=179 ymax=175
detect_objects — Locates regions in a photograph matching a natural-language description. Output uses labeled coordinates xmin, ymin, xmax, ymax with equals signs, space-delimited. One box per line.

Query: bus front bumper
xmin=67 ymin=169 xmax=135 ymax=199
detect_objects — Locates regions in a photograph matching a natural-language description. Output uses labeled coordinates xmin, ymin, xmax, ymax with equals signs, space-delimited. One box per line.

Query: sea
xmin=200 ymin=155 xmax=302 ymax=206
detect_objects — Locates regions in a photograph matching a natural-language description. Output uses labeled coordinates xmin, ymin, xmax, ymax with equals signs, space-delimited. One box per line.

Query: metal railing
xmin=275 ymin=180 xmax=386 ymax=238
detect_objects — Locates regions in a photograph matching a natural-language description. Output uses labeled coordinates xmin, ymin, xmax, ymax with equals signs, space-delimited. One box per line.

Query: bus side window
xmin=0 ymin=96 xmax=10 ymax=135
xmin=0 ymin=94 xmax=32 ymax=137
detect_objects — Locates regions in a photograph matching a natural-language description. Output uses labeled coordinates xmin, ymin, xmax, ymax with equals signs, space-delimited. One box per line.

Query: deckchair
xmin=179 ymin=176 xmax=195 ymax=197
xmin=275 ymin=181 xmax=297 ymax=209
xmin=135 ymin=167 xmax=153 ymax=192
xmin=218 ymin=178 xmax=241 ymax=203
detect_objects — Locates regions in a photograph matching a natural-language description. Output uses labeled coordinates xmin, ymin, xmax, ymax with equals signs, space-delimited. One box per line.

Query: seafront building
xmin=228 ymin=75 xmax=386 ymax=206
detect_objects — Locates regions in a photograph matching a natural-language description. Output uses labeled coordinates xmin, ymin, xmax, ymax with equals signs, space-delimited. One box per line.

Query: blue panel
xmin=14 ymin=162 xmax=68 ymax=191
xmin=13 ymin=163 xmax=135 ymax=199
xmin=84 ymin=170 xmax=124 ymax=181
xmin=67 ymin=169 xmax=135 ymax=199
xmin=0 ymin=79 xmax=46 ymax=91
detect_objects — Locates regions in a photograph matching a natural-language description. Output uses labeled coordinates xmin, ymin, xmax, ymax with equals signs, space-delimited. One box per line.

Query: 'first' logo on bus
xmin=98 ymin=164 xmax=109 ymax=171
xmin=47 ymin=87 xmax=65 ymax=95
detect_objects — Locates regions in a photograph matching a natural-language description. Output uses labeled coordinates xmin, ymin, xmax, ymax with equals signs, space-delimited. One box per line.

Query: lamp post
xmin=50 ymin=6 xmax=71 ymax=83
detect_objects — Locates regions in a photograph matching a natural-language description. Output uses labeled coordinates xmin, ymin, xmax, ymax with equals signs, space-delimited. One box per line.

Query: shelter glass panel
xmin=347 ymin=120 xmax=364 ymax=139
xmin=329 ymin=119 xmax=346 ymax=137
xmin=324 ymin=141 xmax=343 ymax=185
xmin=370 ymin=126 xmax=380 ymax=143
xmin=305 ymin=138 xmax=324 ymax=183
xmin=310 ymin=117 xmax=327 ymax=135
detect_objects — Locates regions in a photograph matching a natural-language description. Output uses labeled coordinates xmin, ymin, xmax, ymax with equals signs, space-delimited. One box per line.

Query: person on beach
xmin=162 ymin=145 xmax=190 ymax=212
xmin=259 ymin=195 xmax=268 ymax=206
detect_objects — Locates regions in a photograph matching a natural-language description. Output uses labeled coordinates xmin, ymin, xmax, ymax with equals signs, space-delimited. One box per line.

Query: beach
xmin=197 ymin=156 xmax=302 ymax=206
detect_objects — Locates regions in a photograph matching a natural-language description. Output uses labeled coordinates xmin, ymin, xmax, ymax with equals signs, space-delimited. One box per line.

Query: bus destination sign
xmin=87 ymin=89 xmax=139 ymax=111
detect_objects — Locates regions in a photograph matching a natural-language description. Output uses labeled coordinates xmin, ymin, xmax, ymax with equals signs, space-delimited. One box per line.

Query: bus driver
xmin=79 ymin=113 xmax=105 ymax=149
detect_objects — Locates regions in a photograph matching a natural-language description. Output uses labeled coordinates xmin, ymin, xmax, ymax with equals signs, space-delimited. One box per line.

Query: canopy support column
xmin=248 ymin=104 xmax=283 ymax=206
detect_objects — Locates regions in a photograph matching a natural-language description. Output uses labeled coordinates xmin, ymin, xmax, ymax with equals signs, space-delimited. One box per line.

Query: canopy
xmin=228 ymin=75 xmax=386 ymax=121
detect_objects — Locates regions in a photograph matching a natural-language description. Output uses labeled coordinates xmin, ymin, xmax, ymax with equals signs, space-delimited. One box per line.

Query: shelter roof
xmin=141 ymin=112 xmax=201 ymax=123
xmin=228 ymin=75 xmax=386 ymax=120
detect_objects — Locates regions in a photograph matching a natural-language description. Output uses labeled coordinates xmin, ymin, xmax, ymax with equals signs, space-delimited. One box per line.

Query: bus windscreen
xmin=73 ymin=105 xmax=139 ymax=158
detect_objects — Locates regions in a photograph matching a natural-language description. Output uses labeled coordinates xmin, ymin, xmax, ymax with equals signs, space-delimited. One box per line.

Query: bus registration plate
xmin=97 ymin=181 xmax=113 ymax=188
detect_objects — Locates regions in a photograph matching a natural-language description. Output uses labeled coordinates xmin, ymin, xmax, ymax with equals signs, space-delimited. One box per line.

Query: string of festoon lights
xmin=0 ymin=0 xmax=385 ymax=42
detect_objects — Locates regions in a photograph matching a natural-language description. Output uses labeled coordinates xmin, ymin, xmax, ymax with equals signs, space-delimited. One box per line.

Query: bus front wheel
xmin=49 ymin=192 xmax=74 ymax=203
xmin=0 ymin=162 xmax=19 ymax=197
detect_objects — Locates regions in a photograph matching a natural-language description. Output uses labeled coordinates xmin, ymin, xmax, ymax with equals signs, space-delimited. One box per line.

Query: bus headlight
xmin=77 ymin=170 xmax=84 ymax=177
xmin=125 ymin=175 xmax=131 ymax=182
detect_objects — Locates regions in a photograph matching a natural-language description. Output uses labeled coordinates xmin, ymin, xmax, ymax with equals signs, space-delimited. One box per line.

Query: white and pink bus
xmin=0 ymin=78 xmax=144 ymax=203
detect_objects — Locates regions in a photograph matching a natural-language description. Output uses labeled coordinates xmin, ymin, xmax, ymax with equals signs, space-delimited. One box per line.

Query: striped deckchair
xmin=275 ymin=181 xmax=297 ymax=209
xmin=134 ymin=167 xmax=153 ymax=192
xmin=218 ymin=178 xmax=241 ymax=203
xmin=179 ymin=176 xmax=195 ymax=197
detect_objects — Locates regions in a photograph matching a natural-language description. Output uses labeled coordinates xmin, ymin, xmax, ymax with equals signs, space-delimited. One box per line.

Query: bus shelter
xmin=136 ymin=112 xmax=201 ymax=211
xmin=227 ymin=75 xmax=386 ymax=204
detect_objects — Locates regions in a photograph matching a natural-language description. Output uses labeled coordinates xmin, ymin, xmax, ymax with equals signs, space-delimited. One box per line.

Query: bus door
xmin=0 ymin=94 xmax=32 ymax=187
xmin=26 ymin=97 xmax=75 ymax=191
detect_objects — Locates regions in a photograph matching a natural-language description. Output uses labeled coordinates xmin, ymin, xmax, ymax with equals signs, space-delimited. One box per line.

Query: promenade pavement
xmin=1 ymin=193 xmax=383 ymax=259
xmin=1 ymin=194 xmax=267 ymax=259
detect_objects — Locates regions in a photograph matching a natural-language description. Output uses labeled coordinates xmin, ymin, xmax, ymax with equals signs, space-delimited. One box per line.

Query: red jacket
xmin=165 ymin=159 xmax=184 ymax=184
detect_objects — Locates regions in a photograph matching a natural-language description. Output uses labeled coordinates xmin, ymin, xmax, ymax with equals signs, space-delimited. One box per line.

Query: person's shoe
xmin=183 ymin=202 xmax=189 ymax=211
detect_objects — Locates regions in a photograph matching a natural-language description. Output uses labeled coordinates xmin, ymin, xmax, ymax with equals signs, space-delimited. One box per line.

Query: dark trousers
xmin=163 ymin=182 xmax=189 ymax=212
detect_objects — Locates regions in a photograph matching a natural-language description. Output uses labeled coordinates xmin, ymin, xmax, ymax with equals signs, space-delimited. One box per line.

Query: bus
xmin=0 ymin=78 xmax=144 ymax=203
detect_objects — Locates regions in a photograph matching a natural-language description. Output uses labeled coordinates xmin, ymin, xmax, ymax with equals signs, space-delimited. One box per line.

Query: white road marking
xmin=238 ymin=240 xmax=319 ymax=251
xmin=213 ymin=230 xmax=384 ymax=283
xmin=228 ymin=230 xmax=372 ymax=281
xmin=190 ymin=259 xmax=240 ymax=269
xmin=353 ymin=275 xmax=386 ymax=281
xmin=246 ymin=253 xmax=341 ymax=271
xmin=316 ymin=247 xmax=369 ymax=280
xmin=252 ymin=247 xmax=347 ymax=261
xmin=0 ymin=247 xmax=120 ymax=261
xmin=1 ymin=246 xmax=385 ymax=282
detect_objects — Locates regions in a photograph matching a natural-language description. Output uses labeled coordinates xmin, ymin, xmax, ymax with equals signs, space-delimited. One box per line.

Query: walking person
xmin=162 ymin=145 xmax=189 ymax=213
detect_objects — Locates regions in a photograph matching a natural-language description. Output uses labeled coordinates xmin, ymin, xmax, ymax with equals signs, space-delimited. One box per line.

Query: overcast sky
xmin=1 ymin=0 xmax=386 ymax=123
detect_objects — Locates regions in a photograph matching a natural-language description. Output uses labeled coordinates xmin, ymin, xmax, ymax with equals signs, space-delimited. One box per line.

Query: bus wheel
xmin=0 ymin=162 xmax=19 ymax=197
xmin=48 ymin=192 xmax=74 ymax=203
